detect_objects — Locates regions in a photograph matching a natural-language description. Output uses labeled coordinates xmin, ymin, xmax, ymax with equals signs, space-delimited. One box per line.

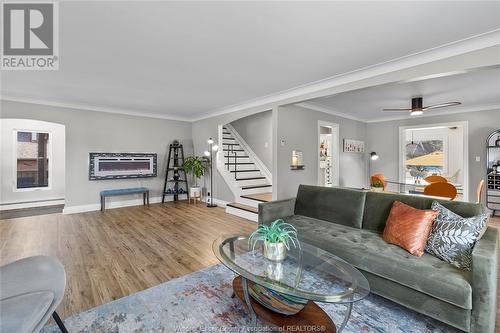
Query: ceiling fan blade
xmin=382 ymin=108 xmax=411 ymax=112
xmin=423 ymin=102 xmax=461 ymax=110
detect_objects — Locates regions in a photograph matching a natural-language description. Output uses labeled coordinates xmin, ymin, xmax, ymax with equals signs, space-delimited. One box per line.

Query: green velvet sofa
xmin=258 ymin=185 xmax=498 ymax=333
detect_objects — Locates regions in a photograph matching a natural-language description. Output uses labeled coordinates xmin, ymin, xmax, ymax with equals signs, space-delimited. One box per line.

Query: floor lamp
xmin=368 ymin=151 xmax=379 ymax=186
xmin=204 ymin=138 xmax=219 ymax=208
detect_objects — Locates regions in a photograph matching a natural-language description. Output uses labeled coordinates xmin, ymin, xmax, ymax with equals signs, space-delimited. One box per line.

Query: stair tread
xmin=223 ymin=155 xmax=249 ymax=158
xmin=225 ymin=162 xmax=254 ymax=165
xmin=230 ymin=169 xmax=260 ymax=173
xmin=241 ymin=193 xmax=272 ymax=203
xmin=242 ymin=184 xmax=272 ymax=190
xmin=236 ymin=176 xmax=266 ymax=181
xmin=227 ymin=202 xmax=258 ymax=214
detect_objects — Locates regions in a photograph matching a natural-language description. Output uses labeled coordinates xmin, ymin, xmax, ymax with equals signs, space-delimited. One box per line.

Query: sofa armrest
xmin=258 ymin=197 xmax=296 ymax=225
xmin=471 ymin=226 xmax=498 ymax=333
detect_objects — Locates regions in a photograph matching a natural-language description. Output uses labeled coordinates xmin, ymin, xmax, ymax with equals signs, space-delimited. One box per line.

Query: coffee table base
xmin=233 ymin=276 xmax=336 ymax=333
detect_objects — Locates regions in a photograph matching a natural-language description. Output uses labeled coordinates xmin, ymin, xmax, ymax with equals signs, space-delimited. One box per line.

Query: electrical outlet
xmin=280 ymin=139 xmax=285 ymax=147
xmin=475 ymin=156 xmax=481 ymax=162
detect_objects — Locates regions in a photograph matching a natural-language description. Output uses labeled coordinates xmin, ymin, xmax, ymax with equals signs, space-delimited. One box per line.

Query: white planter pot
xmin=263 ymin=240 xmax=287 ymax=262
xmin=189 ymin=186 xmax=201 ymax=198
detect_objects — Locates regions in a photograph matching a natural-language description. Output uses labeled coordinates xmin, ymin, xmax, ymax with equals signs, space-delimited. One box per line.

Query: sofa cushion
xmin=294 ymin=185 xmax=366 ymax=228
xmin=285 ymin=215 xmax=473 ymax=309
xmin=362 ymin=191 xmax=485 ymax=233
xmin=426 ymin=201 xmax=489 ymax=271
xmin=382 ymin=201 xmax=437 ymax=256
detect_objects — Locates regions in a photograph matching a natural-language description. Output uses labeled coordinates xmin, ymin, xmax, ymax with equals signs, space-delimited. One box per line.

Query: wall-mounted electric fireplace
xmin=89 ymin=153 xmax=157 ymax=180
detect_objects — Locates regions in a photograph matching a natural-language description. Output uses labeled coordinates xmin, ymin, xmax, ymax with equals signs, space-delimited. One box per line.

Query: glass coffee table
xmin=213 ymin=235 xmax=370 ymax=332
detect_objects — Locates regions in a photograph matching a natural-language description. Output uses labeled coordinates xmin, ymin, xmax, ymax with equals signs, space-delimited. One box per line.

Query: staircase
xmin=220 ymin=125 xmax=272 ymax=222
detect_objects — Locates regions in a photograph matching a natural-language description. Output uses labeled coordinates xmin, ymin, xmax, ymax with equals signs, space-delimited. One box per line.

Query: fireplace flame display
xmin=89 ymin=153 xmax=157 ymax=180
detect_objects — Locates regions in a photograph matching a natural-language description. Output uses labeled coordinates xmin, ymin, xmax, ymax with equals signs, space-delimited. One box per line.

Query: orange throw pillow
xmin=382 ymin=201 xmax=438 ymax=256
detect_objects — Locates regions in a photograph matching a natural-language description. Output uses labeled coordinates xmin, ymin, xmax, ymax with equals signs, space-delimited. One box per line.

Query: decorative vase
xmin=371 ymin=186 xmax=383 ymax=192
xmin=263 ymin=240 xmax=287 ymax=261
xmin=495 ymin=136 xmax=500 ymax=147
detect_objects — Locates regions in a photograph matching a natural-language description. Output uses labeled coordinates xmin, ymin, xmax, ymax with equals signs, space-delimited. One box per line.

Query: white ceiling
xmin=309 ymin=67 xmax=500 ymax=122
xmin=2 ymin=1 xmax=500 ymax=121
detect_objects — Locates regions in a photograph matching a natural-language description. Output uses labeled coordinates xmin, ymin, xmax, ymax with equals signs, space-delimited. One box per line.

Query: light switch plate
xmin=476 ymin=156 xmax=481 ymax=162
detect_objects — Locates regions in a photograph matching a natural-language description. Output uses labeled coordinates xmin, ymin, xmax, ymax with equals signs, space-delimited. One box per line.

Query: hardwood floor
xmin=487 ymin=215 xmax=500 ymax=332
xmin=0 ymin=203 xmax=499 ymax=330
xmin=0 ymin=201 xmax=256 ymax=319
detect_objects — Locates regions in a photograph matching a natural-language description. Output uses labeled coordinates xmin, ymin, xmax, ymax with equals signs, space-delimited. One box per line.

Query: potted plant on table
xmin=249 ymin=219 xmax=300 ymax=262
xmin=183 ymin=156 xmax=210 ymax=198
xmin=371 ymin=180 xmax=384 ymax=192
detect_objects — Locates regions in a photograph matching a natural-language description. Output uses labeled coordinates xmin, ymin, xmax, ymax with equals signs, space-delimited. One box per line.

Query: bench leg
xmin=147 ymin=192 xmax=150 ymax=206
xmin=101 ymin=195 xmax=105 ymax=212
xmin=143 ymin=192 xmax=146 ymax=206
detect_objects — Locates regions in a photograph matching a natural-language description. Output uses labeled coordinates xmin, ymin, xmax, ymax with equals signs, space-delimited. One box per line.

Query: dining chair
xmin=423 ymin=182 xmax=457 ymax=200
xmin=443 ymin=169 xmax=460 ymax=183
xmin=371 ymin=173 xmax=387 ymax=191
xmin=0 ymin=256 xmax=68 ymax=333
xmin=424 ymin=175 xmax=448 ymax=183
xmin=476 ymin=179 xmax=485 ymax=204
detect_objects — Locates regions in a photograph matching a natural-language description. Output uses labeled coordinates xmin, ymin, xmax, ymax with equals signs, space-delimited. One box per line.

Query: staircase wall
xmin=230 ymin=110 xmax=272 ymax=170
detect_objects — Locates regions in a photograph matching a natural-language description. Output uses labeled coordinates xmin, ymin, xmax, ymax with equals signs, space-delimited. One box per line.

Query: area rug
xmin=42 ymin=264 xmax=461 ymax=333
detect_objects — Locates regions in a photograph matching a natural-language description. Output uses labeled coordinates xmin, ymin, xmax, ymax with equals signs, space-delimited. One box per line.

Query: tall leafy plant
xmin=183 ymin=156 xmax=209 ymax=186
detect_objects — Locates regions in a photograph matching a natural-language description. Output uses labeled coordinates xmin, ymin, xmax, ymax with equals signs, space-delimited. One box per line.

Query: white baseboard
xmin=63 ymin=196 xmax=230 ymax=215
xmin=63 ymin=196 xmax=165 ymax=214
xmin=0 ymin=199 xmax=65 ymax=211
xmin=200 ymin=197 xmax=230 ymax=207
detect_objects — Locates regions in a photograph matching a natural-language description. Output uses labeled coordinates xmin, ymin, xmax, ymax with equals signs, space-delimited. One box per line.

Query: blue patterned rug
xmin=42 ymin=264 xmax=461 ymax=333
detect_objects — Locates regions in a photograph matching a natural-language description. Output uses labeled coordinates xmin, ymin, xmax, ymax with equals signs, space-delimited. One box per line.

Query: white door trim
xmin=398 ymin=121 xmax=469 ymax=201
xmin=318 ymin=120 xmax=340 ymax=187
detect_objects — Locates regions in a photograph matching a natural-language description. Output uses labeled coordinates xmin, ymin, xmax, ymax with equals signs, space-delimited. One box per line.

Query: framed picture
xmin=343 ymin=139 xmax=365 ymax=153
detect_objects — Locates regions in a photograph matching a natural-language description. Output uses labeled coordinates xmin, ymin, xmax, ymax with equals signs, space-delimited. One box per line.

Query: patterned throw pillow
xmin=425 ymin=201 xmax=489 ymax=270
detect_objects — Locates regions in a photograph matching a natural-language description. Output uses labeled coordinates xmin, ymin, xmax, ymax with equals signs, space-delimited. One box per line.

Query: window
xmin=405 ymin=138 xmax=444 ymax=183
xmin=16 ymin=131 xmax=49 ymax=189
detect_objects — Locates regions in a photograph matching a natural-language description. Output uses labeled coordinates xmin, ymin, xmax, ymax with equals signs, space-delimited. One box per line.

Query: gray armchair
xmin=0 ymin=256 xmax=68 ymax=333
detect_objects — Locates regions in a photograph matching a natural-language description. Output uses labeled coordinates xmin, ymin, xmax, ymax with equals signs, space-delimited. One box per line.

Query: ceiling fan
xmin=383 ymin=97 xmax=461 ymax=116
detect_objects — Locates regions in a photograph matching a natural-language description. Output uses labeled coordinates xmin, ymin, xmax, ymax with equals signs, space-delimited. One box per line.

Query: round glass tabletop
xmin=213 ymin=235 xmax=370 ymax=304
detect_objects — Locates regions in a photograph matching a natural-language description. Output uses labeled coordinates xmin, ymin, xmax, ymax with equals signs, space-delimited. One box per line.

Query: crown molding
xmin=192 ymin=29 xmax=500 ymax=122
xmin=296 ymin=101 xmax=500 ymax=124
xmin=0 ymin=94 xmax=191 ymax=122
xmin=296 ymin=102 xmax=365 ymax=122
xmin=365 ymin=103 xmax=500 ymax=123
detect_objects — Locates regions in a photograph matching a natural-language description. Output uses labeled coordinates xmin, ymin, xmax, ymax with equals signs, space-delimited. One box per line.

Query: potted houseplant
xmin=371 ymin=180 xmax=384 ymax=192
xmin=249 ymin=219 xmax=300 ymax=261
xmin=183 ymin=156 xmax=210 ymax=198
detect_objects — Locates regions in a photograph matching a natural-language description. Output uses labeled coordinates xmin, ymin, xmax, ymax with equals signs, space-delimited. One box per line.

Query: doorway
xmin=318 ymin=121 xmax=339 ymax=187
xmin=399 ymin=121 xmax=468 ymax=201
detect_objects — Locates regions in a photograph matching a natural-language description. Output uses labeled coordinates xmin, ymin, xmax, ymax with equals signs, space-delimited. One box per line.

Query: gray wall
xmin=192 ymin=107 xmax=274 ymax=203
xmin=276 ymin=104 xmax=367 ymax=199
xmin=365 ymin=108 xmax=500 ymax=202
xmin=0 ymin=100 xmax=193 ymax=208
xmin=230 ymin=110 xmax=272 ymax=170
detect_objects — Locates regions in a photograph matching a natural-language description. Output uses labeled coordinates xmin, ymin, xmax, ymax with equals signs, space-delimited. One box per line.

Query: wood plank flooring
xmin=0 ymin=201 xmax=255 ymax=319
xmin=0 ymin=202 xmax=499 ymax=331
